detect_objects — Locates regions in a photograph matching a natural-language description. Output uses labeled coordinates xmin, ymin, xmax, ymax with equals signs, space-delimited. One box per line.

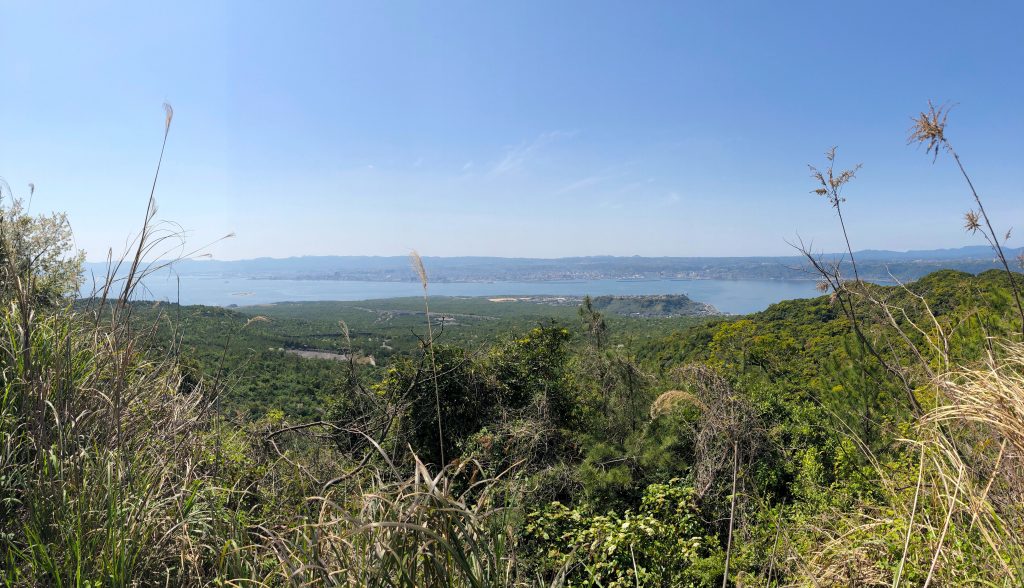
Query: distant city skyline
xmin=2 ymin=1 xmax=1022 ymax=262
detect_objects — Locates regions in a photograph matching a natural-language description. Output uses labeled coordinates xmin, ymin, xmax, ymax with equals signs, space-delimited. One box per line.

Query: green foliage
xmin=370 ymin=324 xmax=577 ymax=469
xmin=385 ymin=345 xmax=491 ymax=466
xmin=525 ymin=481 xmax=723 ymax=587
xmin=0 ymin=196 xmax=83 ymax=308
xmin=487 ymin=324 xmax=574 ymax=426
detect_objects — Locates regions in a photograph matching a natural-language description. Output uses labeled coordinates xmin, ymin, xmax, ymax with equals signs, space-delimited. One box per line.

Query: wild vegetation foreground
xmin=2 ymin=104 xmax=1024 ymax=586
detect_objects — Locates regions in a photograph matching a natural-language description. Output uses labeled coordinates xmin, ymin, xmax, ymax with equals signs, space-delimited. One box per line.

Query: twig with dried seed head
xmin=909 ymin=100 xmax=1024 ymax=335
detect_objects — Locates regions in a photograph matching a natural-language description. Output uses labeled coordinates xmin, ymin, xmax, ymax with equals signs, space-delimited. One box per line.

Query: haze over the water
xmin=2 ymin=1 xmax=1022 ymax=261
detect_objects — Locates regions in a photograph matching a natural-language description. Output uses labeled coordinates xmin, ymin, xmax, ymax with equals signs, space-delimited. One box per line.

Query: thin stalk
xmin=722 ymin=440 xmax=738 ymax=588
xmin=423 ymin=294 xmax=444 ymax=466
xmin=923 ymin=465 xmax=964 ymax=588
xmin=969 ymin=438 xmax=1006 ymax=531
xmin=948 ymin=147 xmax=1024 ymax=335
xmin=411 ymin=251 xmax=445 ymax=466
xmin=766 ymin=500 xmax=785 ymax=587
xmin=894 ymin=443 xmax=925 ymax=588
xmin=119 ymin=103 xmax=173 ymax=311
xmin=835 ymin=202 xmax=860 ymax=283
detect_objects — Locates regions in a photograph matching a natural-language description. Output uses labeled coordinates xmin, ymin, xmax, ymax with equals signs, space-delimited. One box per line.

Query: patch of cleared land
xmin=284 ymin=348 xmax=376 ymax=365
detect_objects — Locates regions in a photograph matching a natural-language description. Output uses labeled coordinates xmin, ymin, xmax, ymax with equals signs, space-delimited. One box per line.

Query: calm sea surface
xmin=113 ymin=275 xmax=821 ymax=315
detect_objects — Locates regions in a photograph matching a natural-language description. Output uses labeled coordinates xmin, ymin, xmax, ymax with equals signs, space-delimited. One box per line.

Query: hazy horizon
xmin=81 ymin=242 xmax=1019 ymax=265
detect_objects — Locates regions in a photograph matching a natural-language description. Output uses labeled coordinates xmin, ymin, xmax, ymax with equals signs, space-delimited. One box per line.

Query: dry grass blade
xmin=410 ymin=249 xmax=445 ymax=467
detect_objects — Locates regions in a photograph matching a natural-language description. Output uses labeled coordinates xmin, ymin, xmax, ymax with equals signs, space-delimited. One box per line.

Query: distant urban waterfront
xmin=104 ymin=275 xmax=822 ymax=315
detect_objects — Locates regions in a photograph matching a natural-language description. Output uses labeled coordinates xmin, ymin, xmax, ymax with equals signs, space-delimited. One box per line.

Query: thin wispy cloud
xmin=597 ymin=198 xmax=625 ymax=210
xmin=593 ymin=180 xmax=674 ymax=211
xmin=490 ymin=130 xmax=576 ymax=176
xmin=611 ymin=178 xmax=655 ymax=196
xmin=553 ymin=162 xmax=641 ymax=197
xmin=554 ymin=174 xmax=609 ymax=195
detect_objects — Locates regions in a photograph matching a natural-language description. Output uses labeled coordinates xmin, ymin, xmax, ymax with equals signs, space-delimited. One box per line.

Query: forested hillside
xmin=100 ymin=295 xmax=710 ymax=419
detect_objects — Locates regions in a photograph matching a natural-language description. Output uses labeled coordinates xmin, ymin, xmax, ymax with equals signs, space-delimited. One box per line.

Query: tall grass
xmin=266 ymin=454 xmax=517 ymax=587
xmin=410 ymin=250 xmax=446 ymax=467
xmin=0 ymin=107 xmax=520 ymax=586
xmin=790 ymin=102 xmax=1024 ymax=586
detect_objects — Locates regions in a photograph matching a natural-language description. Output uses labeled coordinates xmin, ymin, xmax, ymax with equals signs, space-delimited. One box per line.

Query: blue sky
xmin=1 ymin=1 xmax=1022 ymax=261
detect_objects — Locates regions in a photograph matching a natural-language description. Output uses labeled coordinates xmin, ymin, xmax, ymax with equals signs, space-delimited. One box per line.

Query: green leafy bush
xmin=525 ymin=481 xmax=723 ymax=587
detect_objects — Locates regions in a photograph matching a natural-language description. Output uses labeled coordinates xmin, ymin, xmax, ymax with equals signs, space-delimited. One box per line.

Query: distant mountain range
xmin=84 ymin=245 xmax=1024 ymax=284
